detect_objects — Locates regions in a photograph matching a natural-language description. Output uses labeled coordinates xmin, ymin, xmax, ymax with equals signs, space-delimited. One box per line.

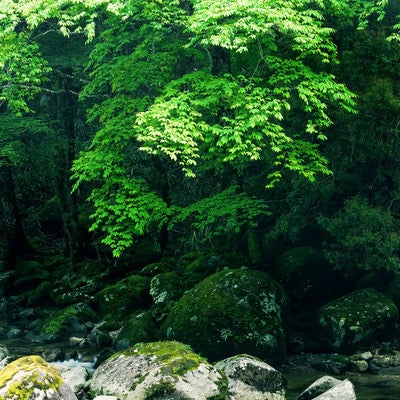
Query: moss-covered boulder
xmin=115 ymin=310 xmax=159 ymax=350
xmin=160 ymin=269 xmax=290 ymax=364
xmin=90 ymin=341 xmax=227 ymax=399
xmin=40 ymin=302 xmax=98 ymax=339
xmin=0 ymin=355 xmax=77 ymax=399
xmin=317 ymin=288 xmax=399 ymax=353
xmin=93 ymin=275 xmax=151 ymax=319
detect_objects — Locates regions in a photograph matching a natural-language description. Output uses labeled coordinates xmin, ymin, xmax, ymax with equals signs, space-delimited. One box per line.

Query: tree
xmin=3 ymin=0 xmax=397 ymax=257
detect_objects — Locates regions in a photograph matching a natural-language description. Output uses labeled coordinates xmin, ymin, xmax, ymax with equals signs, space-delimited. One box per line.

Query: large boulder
xmin=317 ymin=288 xmax=398 ymax=353
xmin=215 ymin=354 xmax=287 ymax=400
xmin=0 ymin=355 xmax=77 ymax=399
xmin=90 ymin=341 xmax=227 ymax=399
xmin=296 ymin=375 xmax=356 ymax=400
xmin=160 ymin=269 xmax=290 ymax=363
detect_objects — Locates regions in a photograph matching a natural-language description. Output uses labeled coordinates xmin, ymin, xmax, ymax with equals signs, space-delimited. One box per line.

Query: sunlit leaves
xmin=188 ymin=0 xmax=336 ymax=61
xmin=87 ymin=177 xmax=167 ymax=257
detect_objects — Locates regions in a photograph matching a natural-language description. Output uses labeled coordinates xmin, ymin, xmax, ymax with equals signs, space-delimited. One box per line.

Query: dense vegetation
xmin=1 ymin=0 xmax=400 ymax=276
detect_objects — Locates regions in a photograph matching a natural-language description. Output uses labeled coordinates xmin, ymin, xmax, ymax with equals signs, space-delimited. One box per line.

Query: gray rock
xmin=90 ymin=341 xmax=227 ymax=400
xmin=53 ymin=364 xmax=89 ymax=394
xmin=215 ymin=354 xmax=287 ymax=400
xmin=296 ymin=376 xmax=356 ymax=400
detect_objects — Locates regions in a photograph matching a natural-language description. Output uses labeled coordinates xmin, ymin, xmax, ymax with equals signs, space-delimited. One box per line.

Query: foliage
xmin=319 ymin=196 xmax=400 ymax=272
xmin=168 ymin=185 xmax=270 ymax=243
xmin=1 ymin=0 xmax=400 ymax=259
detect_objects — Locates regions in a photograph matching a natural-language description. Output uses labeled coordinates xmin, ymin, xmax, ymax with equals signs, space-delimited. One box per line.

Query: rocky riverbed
xmin=2 ymin=338 xmax=400 ymax=399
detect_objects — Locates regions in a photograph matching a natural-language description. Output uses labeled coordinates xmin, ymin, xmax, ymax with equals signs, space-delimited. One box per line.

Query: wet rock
xmin=296 ymin=375 xmax=356 ymax=400
xmin=90 ymin=341 xmax=227 ymax=399
xmin=215 ymin=354 xmax=287 ymax=399
xmin=0 ymin=355 xmax=77 ymax=399
xmin=160 ymin=269 xmax=289 ymax=363
xmin=317 ymin=288 xmax=398 ymax=353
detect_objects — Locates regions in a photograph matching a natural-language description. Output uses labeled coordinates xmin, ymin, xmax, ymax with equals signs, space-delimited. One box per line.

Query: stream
xmin=2 ymin=339 xmax=400 ymax=399
xmin=284 ymin=366 xmax=400 ymax=400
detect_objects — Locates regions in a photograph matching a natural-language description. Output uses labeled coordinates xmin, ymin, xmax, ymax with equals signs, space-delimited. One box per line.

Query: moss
xmin=94 ymin=274 xmax=151 ymax=318
xmin=0 ymin=356 xmax=63 ymax=399
xmin=144 ymin=380 xmax=175 ymax=398
xmin=116 ymin=311 xmax=159 ymax=347
xmin=318 ymin=288 xmax=399 ymax=352
xmin=160 ymin=269 xmax=289 ymax=363
xmin=120 ymin=341 xmax=205 ymax=376
xmin=41 ymin=302 xmax=97 ymax=335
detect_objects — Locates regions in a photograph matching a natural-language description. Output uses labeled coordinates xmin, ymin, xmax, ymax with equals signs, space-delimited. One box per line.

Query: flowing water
xmin=284 ymin=367 xmax=400 ymax=400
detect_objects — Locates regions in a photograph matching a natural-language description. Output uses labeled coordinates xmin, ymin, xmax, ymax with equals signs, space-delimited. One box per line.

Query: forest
xmin=2 ymin=0 xmax=400 ymax=398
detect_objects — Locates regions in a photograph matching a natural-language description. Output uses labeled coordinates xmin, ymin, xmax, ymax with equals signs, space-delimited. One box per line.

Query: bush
xmin=319 ymin=196 xmax=400 ymax=273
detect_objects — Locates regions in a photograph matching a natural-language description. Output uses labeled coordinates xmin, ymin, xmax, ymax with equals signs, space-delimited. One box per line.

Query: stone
xmin=114 ymin=310 xmax=158 ymax=350
xmin=0 ymin=355 xmax=77 ymax=399
xmin=317 ymin=288 xmax=398 ymax=353
xmin=215 ymin=354 xmax=287 ymax=400
xmin=90 ymin=341 xmax=227 ymax=400
xmin=40 ymin=302 xmax=98 ymax=339
xmin=53 ymin=364 xmax=89 ymax=395
xmin=0 ymin=345 xmax=9 ymax=369
xmin=93 ymin=275 xmax=151 ymax=319
xmin=160 ymin=269 xmax=289 ymax=363
xmin=296 ymin=375 xmax=356 ymax=400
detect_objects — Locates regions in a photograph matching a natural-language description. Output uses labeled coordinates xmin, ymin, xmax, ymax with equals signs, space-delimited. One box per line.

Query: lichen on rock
xmin=0 ymin=355 xmax=77 ymax=400
xmin=90 ymin=341 xmax=227 ymax=399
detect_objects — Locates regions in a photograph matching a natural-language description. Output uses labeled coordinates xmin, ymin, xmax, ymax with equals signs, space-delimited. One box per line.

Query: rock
xmin=93 ymin=396 xmax=119 ymax=400
xmin=149 ymin=272 xmax=184 ymax=321
xmin=114 ymin=310 xmax=158 ymax=350
xmin=0 ymin=345 xmax=9 ymax=369
xmin=309 ymin=354 xmax=352 ymax=375
xmin=296 ymin=376 xmax=356 ymax=400
xmin=215 ymin=354 xmax=287 ymax=399
xmin=150 ymin=271 xmax=183 ymax=305
xmin=160 ymin=269 xmax=289 ymax=363
xmin=53 ymin=364 xmax=89 ymax=395
xmin=90 ymin=341 xmax=227 ymax=399
xmin=0 ymin=355 xmax=77 ymax=399
xmin=40 ymin=302 xmax=98 ymax=339
xmin=93 ymin=275 xmax=151 ymax=319
xmin=317 ymin=288 xmax=398 ymax=353
xmin=178 ymin=252 xmax=229 ymax=289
